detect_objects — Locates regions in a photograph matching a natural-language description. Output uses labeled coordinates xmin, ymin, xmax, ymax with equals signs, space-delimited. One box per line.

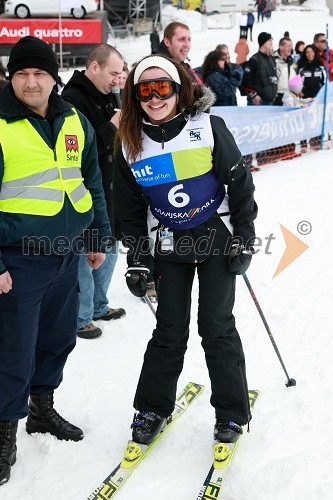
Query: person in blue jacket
xmin=201 ymin=48 xmax=243 ymax=106
xmin=113 ymin=55 xmax=257 ymax=447
xmin=0 ymin=36 xmax=110 ymax=485
xmin=247 ymin=9 xmax=255 ymax=42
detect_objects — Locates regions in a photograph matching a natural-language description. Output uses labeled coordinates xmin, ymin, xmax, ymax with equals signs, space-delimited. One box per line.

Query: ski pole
xmin=142 ymin=294 xmax=157 ymax=317
xmin=242 ymin=272 xmax=296 ymax=388
xmin=126 ymin=272 xmax=157 ymax=318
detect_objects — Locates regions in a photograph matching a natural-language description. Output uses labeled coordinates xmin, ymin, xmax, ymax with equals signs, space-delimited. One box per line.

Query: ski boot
xmin=131 ymin=411 xmax=168 ymax=445
xmin=214 ymin=420 xmax=243 ymax=444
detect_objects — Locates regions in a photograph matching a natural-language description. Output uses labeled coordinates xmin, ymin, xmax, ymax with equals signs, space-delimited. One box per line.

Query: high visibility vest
xmin=0 ymin=110 xmax=93 ymax=216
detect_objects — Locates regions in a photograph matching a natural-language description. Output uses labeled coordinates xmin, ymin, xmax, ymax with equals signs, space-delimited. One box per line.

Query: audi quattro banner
xmin=0 ymin=18 xmax=103 ymax=44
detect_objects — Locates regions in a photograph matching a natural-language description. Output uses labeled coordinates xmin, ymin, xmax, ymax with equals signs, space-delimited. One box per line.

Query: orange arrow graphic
xmin=273 ymin=224 xmax=309 ymax=278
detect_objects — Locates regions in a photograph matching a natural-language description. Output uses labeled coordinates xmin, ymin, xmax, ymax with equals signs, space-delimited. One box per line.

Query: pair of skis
xmin=85 ymin=382 xmax=259 ymax=500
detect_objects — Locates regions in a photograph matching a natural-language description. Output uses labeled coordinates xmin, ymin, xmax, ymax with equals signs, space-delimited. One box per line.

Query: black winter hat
xmin=8 ymin=36 xmax=58 ymax=81
xmin=258 ymin=32 xmax=272 ymax=48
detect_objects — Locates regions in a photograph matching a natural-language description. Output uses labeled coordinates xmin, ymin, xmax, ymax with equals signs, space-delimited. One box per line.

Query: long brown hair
xmin=116 ymin=55 xmax=200 ymax=163
xmin=201 ymin=50 xmax=224 ymax=81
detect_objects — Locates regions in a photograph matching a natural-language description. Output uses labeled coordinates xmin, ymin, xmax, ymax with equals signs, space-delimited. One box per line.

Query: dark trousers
xmin=273 ymin=93 xmax=283 ymax=106
xmin=134 ymin=246 xmax=250 ymax=425
xmin=240 ymin=26 xmax=248 ymax=39
xmin=258 ymin=10 xmax=265 ymax=22
xmin=147 ymin=254 xmax=155 ymax=283
xmin=0 ymin=248 xmax=79 ymax=419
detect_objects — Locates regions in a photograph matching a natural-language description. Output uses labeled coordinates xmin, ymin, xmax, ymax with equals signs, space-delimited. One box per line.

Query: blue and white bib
xmin=126 ymin=113 xmax=225 ymax=229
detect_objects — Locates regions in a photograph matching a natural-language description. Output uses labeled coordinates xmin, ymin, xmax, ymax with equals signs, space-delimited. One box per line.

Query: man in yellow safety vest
xmin=0 ymin=36 xmax=111 ymax=485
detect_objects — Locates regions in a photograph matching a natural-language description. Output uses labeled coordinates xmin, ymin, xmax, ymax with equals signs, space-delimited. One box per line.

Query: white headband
xmin=133 ymin=56 xmax=181 ymax=85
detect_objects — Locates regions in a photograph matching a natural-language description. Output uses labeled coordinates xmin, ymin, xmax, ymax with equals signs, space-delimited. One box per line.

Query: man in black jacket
xmin=150 ymin=27 xmax=160 ymax=54
xmin=62 ymin=44 xmax=126 ymax=339
xmin=242 ymin=33 xmax=278 ymax=170
xmin=243 ymin=32 xmax=277 ymax=106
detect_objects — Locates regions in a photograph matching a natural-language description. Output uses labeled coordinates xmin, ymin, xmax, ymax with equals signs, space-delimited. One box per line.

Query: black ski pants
xmin=134 ymin=250 xmax=250 ymax=425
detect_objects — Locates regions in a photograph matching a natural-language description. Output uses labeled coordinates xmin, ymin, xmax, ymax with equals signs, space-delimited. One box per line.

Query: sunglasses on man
xmin=135 ymin=79 xmax=180 ymax=102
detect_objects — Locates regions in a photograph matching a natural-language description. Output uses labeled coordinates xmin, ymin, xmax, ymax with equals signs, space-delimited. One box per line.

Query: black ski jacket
xmin=298 ymin=62 xmax=326 ymax=98
xmin=243 ymin=51 xmax=278 ymax=103
xmin=62 ymin=70 xmax=119 ymax=236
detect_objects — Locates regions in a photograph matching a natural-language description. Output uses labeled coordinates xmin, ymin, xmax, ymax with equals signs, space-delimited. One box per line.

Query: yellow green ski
xmin=85 ymin=381 xmax=204 ymax=500
xmin=196 ymin=390 xmax=260 ymax=499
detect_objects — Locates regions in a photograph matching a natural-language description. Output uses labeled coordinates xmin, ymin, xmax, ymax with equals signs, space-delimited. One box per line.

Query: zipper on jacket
xmin=230 ymin=156 xmax=244 ymax=180
xmin=53 ymin=148 xmax=57 ymax=161
xmin=160 ymin=127 xmax=166 ymax=149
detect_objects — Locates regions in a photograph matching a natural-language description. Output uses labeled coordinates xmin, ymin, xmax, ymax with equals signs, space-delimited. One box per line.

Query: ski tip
xmin=187 ymin=382 xmax=205 ymax=390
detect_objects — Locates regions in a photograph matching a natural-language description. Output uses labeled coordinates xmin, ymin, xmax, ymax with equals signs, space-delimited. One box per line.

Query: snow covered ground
xmin=2 ymin=3 xmax=333 ymax=500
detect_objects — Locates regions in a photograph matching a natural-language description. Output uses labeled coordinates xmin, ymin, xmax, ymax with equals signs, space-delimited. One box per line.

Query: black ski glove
xmin=125 ymin=263 xmax=150 ymax=297
xmin=228 ymin=243 xmax=254 ymax=275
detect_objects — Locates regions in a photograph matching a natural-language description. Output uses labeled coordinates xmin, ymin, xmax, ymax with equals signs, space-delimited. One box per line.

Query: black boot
xmin=131 ymin=411 xmax=168 ymax=445
xmin=0 ymin=420 xmax=18 ymax=485
xmin=26 ymin=392 xmax=83 ymax=442
xmin=214 ymin=420 xmax=243 ymax=443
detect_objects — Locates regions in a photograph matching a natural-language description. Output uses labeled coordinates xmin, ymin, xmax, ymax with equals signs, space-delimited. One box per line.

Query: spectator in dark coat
xmin=312 ymin=33 xmax=333 ymax=82
xmin=266 ymin=0 xmax=273 ymax=18
xmin=297 ymin=44 xmax=326 ymax=150
xmin=62 ymin=44 xmax=126 ymax=339
xmin=247 ymin=9 xmax=255 ymax=41
xmin=242 ymin=32 xmax=277 ymax=105
xmin=254 ymin=0 xmax=266 ymax=22
xmin=294 ymin=40 xmax=305 ymax=64
xmin=150 ymin=27 xmax=160 ymax=54
xmin=202 ymin=49 xmax=243 ymax=106
xmin=297 ymin=45 xmax=326 ymax=98
xmin=242 ymin=32 xmax=278 ymax=170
